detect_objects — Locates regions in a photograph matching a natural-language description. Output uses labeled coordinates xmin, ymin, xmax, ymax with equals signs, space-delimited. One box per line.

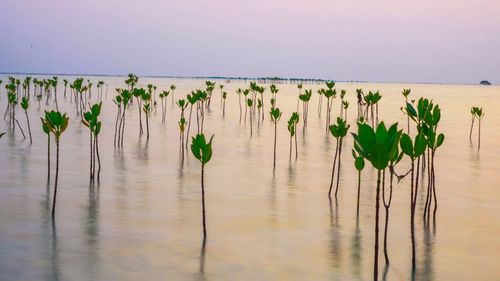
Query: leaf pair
xmin=329 ymin=117 xmax=350 ymax=138
xmin=270 ymin=107 xmax=282 ymax=123
xmin=191 ymin=134 xmax=214 ymax=165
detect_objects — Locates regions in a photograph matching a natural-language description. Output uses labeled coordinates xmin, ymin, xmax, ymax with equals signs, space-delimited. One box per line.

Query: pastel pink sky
xmin=1 ymin=0 xmax=499 ymax=83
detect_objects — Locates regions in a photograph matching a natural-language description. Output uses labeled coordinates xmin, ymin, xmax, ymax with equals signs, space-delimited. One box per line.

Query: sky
xmin=1 ymin=0 xmax=499 ymax=84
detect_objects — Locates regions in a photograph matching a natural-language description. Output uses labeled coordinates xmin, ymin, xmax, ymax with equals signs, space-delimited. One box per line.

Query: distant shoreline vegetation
xmin=0 ymin=72 xmax=495 ymax=85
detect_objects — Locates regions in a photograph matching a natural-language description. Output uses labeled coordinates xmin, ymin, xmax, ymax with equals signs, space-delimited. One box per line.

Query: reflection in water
xmin=50 ymin=221 xmax=60 ymax=281
xmin=2 ymin=78 xmax=500 ymax=280
xmin=419 ymin=224 xmax=434 ymax=281
xmin=329 ymin=197 xmax=341 ymax=270
xmin=198 ymin=237 xmax=207 ymax=281
xmin=351 ymin=215 xmax=362 ymax=280
xmin=85 ymin=181 xmax=100 ymax=281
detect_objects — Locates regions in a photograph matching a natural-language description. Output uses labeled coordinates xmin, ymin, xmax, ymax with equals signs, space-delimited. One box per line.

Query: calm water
xmin=0 ymin=76 xmax=499 ymax=281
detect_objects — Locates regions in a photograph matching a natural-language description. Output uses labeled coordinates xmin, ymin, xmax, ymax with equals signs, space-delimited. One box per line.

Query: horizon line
xmin=0 ymin=71 xmax=494 ymax=86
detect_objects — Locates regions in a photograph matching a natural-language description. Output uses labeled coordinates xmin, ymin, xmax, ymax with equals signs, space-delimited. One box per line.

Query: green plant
xmin=170 ymin=84 xmax=176 ymax=106
xmin=186 ymin=92 xmax=199 ymax=150
xmin=191 ymin=134 xmax=214 ymax=239
xmin=132 ymin=88 xmax=145 ymax=136
xmin=246 ymin=98 xmax=253 ymax=137
xmin=352 ymin=150 xmax=365 ymax=216
xmin=159 ymin=90 xmax=170 ymax=123
xmin=82 ymin=103 xmax=102 ymax=181
xmin=469 ymin=107 xmax=484 ymax=150
xmin=270 ymin=107 xmax=282 ymax=171
xmin=287 ymin=113 xmax=299 ymax=162
xmin=21 ymin=97 xmax=32 ymax=144
xmin=179 ymin=117 xmax=187 ymax=160
xmin=222 ymin=91 xmax=227 ymax=117
xmin=402 ymin=89 xmax=411 ymax=133
xmin=323 ymin=82 xmax=336 ymax=131
xmin=352 ymin=122 xmax=402 ymax=279
xmin=142 ymin=90 xmax=152 ymax=140
xmin=299 ymin=89 xmax=312 ymax=130
xmin=328 ymin=117 xmax=350 ymax=198
xmin=42 ymin=110 xmax=69 ymax=219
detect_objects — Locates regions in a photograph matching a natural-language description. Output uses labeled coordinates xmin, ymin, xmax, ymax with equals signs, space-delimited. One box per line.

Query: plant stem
xmin=334 ymin=137 xmax=343 ymax=198
xmin=51 ymin=137 xmax=60 ymax=220
xmin=273 ymin=123 xmax=277 ymax=171
xmin=374 ymin=169 xmax=381 ymax=281
xmin=25 ymin=110 xmax=32 ymax=144
xmin=328 ymin=139 xmax=339 ymax=197
xmin=201 ymin=164 xmax=207 ymax=238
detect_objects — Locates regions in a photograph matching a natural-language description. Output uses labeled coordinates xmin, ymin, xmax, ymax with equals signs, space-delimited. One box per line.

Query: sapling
xmin=475 ymin=107 xmax=484 ymax=151
xmin=132 ymin=88 xmax=145 ymax=136
xmin=42 ymin=110 xmax=69 ymax=219
xmin=142 ymin=90 xmax=152 ymax=140
xmin=191 ymin=134 xmax=214 ymax=239
xmin=299 ymin=89 xmax=312 ymax=130
xmin=219 ymin=84 xmax=224 ymax=106
xmin=296 ymin=83 xmax=302 ymax=111
xmin=186 ymin=93 xmax=198 ymax=150
xmin=82 ymin=103 xmax=102 ymax=181
xmin=179 ymin=117 xmax=187 ymax=159
xmin=323 ymin=82 xmax=336 ymax=131
xmin=113 ymin=94 xmax=122 ymax=147
xmin=328 ymin=117 xmax=350 ymax=198
xmin=270 ymin=107 xmax=282 ymax=171
xmin=402 ymin=89 xmax=411 ymax=133
xmin=222 ymin=91 xmax=227 ymax=117
xmin=170 ymin=85 xmax=176 ymax=106
xmin=292 ymin=112 xmax=299 ymax=160
xmin=236 ymin=88 xmax=243 ymax=122
xmin=159 ymin=90 xmax=170 ymax=123
xmin=469 ymin=107 xmax=476 ymax=141
xmin=246 ymin=98 xmax=253 ymax=137
xmin=352 ymin=150 xmax=365 ymax=216
xmin=21 ymin=97 xmax=32 ymax=144
xmin=352 ymin=122 xmax=402 ymax=280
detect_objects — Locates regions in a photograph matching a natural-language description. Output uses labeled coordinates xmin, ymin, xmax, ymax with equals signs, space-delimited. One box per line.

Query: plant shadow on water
xmin=85 ymin=181 xmax=100 ymax=281
xmin=328 ymin=197 xmax=341 ymax=271
xmin=197 ymin=237 xmax=207 ymax=281
xmin=351 ymin=214 xmax=362 ymax=281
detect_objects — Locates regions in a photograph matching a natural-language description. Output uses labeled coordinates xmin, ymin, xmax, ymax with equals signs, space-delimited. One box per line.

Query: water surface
xmin=0 ymin=76 xmax=499 ymax=281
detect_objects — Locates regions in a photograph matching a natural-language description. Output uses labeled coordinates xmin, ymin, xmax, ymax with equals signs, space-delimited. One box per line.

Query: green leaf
xmin=355 ymin=156 xmax=365 ymax=171
xmin=375 ymin=122 xmax=388 ymax=144
xmin=357 ymin=123 xmax=376 ymax=153
xmin=370 ymin=143 xmax=389 ymax=170
xmin=414 ymin=134 xmax=427 ymax=157
xmin=437 ymin=133 xmax=445 ymax=147
xmin=400 ymin=133 xmax=413 ymax=157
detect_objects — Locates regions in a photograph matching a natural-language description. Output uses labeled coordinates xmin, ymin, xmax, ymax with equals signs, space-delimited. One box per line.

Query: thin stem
xmin=328 ymin=139 xmax=339 ymax=197
xmin=51 ymin=137 xmax=60 ymax=220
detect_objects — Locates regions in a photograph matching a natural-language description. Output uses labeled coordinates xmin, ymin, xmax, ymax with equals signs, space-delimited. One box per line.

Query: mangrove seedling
xmin=42 ymin=110 xmax=69 ymax=219
xmin=21 ymin=97 xmax=32 ymax=144
xmin=352 ymin=149 xmax=365 ymax=216
xmin=82 ymin=103 xmax=102 ymax=181
xmin=222 ymin=91 xmax=227 ymax=117
xmin=352 ymin=122 xmax=402 ymax=280
xmin=191 ymin=134 xmax=214 ymax=239
xmin=328 ymin=117 xmax=350 ymax=198
xmin=270 ymin=107 xmax=282 ymax=171
xmin=246 ymin=98 xmax=253 ymax=137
